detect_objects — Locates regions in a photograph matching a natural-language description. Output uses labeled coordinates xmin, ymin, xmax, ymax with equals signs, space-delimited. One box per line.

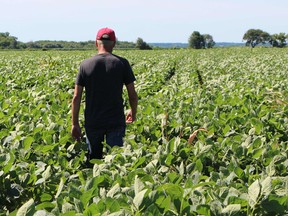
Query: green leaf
xmin=167 ymin=139 xmax=175 ymax=153
xmin=261 ymin=176 xmax=272 ymax=196
xmin=83 ymin=203 xmax=99 ymax=216
xmin=146 ymin=204 xmax=161 ymax=215
xmin=35 ymin=177 xmax=45 ymax=185
xmin=160 ymin=196 xmax=171 ymax=212
xmin=42 ymin=165 xmax=51 ymax=180
xmin=222 ymin=204 xmax=241 ymax=214
xmin=132 ymin=156 xmax=146 ymax=169
xmin=252 ymin=148 xmax=264 ymax=159
xmin=266 ymin=160 xmax=276 ymax=176
xmin=167 ymin=172 xmax=181 ymax=184
xmin=251 ymin=118 xmax=263 ymax=134
xmin=165 ymin=154 xmax=175 ymax=166
xmin=16 ymin=198 xmax=35 ymax=216
xmin=234 ymin=167 xmax=244 ymax=178
xmin=227 ymin=196 xmax=248 ymax=207
xmin=159 ymin=184 xmax=183 ymax=199
xmin=273 ymin=155 xmax=286 ymax=164
xmin=80 ymin=188 xmax=95 ymax=207
xmin=105 ymin=197 xmax=121 ymax=213
xmin=223 ymin=125 xmax=231 ymax=136
xmin=252 ymin=137 xmax=262 ymax=148
xmin=134 ymin=175 xmax=145 ymax=195
xmin=178 ymin=161 xmax=185 ymax=176
xmin=242 ymin=136 xmax=252 ymax=147
xmin=261 ymin=194 xmax=287 ymax=214
xmin=40 ymin=144 xmax=56 ymax=153
xmin=133 ymin=189 xmax=148 ymax=210
xmin=195 ymin=159 xmax=203 ymax=172
xmin=40 ymin=193 xmax=53 ymax=202
xmin=199 ymin=145 xmax=213 ymax=155
xmin=0 ymin=154 xmax=7 ymax=164
xmin=2 ymin=100 xmax=9 ymax=109
xmin=35 ymin=202 xmax=55 ymax=211
xmin=61 ymin=202 xmax=75 ymax=213
xmin=55 ymin=177 xmax=65 ymax=199
xmin=248 ymin=179 xmax=260 ymax=207
xmin=107 ymin=183 xmax=120 ymax=198
xmin=196 ymin=204 xmax=211 ymax=216
xmin=3 ymin=152 xmax=15 ymax=173
xmin=23 ymin=136 xmax=34 ymax=150
xmin=85 ymin=176 xmax=105 ymax=191
xmin=69 ymin=185 xmax=82 ymax=199
xmin=74 ymin=198 xmax=84 ymax=213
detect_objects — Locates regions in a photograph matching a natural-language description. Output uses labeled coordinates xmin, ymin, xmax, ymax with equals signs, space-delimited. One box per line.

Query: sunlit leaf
xmin=222 ymin=204 xmax=241 ymax=214
xmin=16 ymin=199 xmax=35 ymax=216
xmin=248 ymin=179 xmax=260 ymax=207
xmin=133 ymin=189 xmax=148 ymax=210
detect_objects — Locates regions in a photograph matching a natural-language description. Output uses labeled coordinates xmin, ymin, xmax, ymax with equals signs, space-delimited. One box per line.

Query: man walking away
xmin=71 ymin=27 xmax=138 ymax=162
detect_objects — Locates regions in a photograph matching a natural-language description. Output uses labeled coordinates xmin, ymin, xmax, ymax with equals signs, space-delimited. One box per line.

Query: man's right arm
xmin=71 ymin=85 xmax=83 ymax=141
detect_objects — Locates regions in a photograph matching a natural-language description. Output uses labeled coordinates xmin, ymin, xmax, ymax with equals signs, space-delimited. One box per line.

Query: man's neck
xmin=97 ymin=46 xmax=113 ymax=54
xmin=98 ymin=50 xmax=111 ymax=54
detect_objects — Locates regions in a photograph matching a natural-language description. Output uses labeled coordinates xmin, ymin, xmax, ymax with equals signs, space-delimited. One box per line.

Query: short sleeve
xmin=123 ymin=59 xmax=136 ymax=85
xmin=75 ymin=65 xmax=85 ymax=86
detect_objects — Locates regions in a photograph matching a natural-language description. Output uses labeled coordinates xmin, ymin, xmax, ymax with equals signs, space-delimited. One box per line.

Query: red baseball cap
xmin=96 ymin=27 xmax=116 ymax=41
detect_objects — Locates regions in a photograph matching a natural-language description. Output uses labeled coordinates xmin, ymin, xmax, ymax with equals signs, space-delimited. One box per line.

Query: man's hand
xmin=71 ymin=124 xmax=82 ymax=141
xmin=126 ymin=110 xmax=136 ymax=124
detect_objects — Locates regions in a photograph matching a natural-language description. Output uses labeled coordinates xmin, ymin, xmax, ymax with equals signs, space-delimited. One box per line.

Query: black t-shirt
xmin=75 ymin=53 xmax=136 ymax=129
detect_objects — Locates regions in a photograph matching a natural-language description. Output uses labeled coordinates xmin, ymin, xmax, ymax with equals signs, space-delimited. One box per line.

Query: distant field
xmin=0 ymin=48 xmax=287 ymax=215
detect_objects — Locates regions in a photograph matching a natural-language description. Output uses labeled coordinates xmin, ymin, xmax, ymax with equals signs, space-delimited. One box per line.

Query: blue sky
xmin=1 ymin=0 xmax=287 ymax=43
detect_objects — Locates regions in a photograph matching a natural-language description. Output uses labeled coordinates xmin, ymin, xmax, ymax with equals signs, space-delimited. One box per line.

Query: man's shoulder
xmin=81 ymin=55 xmax=99 ymax=64
xmin=80 ymin=55 xmax=103 ymax=69
xmin=111 ymin=54 xmax=130 ymax=64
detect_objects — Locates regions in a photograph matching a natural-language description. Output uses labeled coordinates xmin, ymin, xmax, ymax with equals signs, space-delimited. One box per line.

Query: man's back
xmin=76 ymin=53 xmax=135 ymax=129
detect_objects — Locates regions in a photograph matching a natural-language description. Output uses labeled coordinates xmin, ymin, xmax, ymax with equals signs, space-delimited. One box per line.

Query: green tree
xmin=243 ymin=29 xmax=271 ymax=48
xmin=135 ymin=37 xmax=152 ymax=50
xmin=188 ymin=31 xmax=205 ymax=49
xmin=203 ymin=34 xmax=215 ymax=48
xmin=26 ymin=42 xmax=42 ymax=49
xmin=0 ymin=32 xmax=18 ymax=49
xmin=269 ymin=33 xmax=287 ymax=48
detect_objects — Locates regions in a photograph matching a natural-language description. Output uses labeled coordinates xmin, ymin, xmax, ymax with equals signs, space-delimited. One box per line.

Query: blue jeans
xmin=85 ymin=126 xmax=125 ymax=160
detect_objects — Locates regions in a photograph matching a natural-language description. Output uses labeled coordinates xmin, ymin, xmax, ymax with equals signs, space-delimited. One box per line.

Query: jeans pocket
xmin=106 ymin=126 xmax=125 ymax=147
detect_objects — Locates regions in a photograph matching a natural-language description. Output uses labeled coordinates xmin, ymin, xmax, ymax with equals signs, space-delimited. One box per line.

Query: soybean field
xmin=0 ymin=48 xmax=287 ymax=215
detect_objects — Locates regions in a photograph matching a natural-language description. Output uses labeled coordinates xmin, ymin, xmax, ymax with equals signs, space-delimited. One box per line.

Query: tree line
xmin=0 ymin=32 xmax=151 ymax=50
xmin=1 ymin=29 xmax=287 ymax=50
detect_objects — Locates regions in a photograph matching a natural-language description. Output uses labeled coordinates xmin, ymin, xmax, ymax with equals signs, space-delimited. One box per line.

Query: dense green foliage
xmin=270 ymin=33 xmax=288 ymax=48
xmin=188 ymin=31 xmax=205 ymax=49
xmin=135 ymin=38 xmax=152 ymax=50
xmin=203 ymin=34 xmax=216 ymax=49
xmin=0 ymin=48 xmax=287 ymax=215
xmin=243 ymin=29 xmax=288 ymax=48
xmin=0 ymin=32 xmax=20 ymax=49
xmin=188 ymin=32 xmax=215 ymax=49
